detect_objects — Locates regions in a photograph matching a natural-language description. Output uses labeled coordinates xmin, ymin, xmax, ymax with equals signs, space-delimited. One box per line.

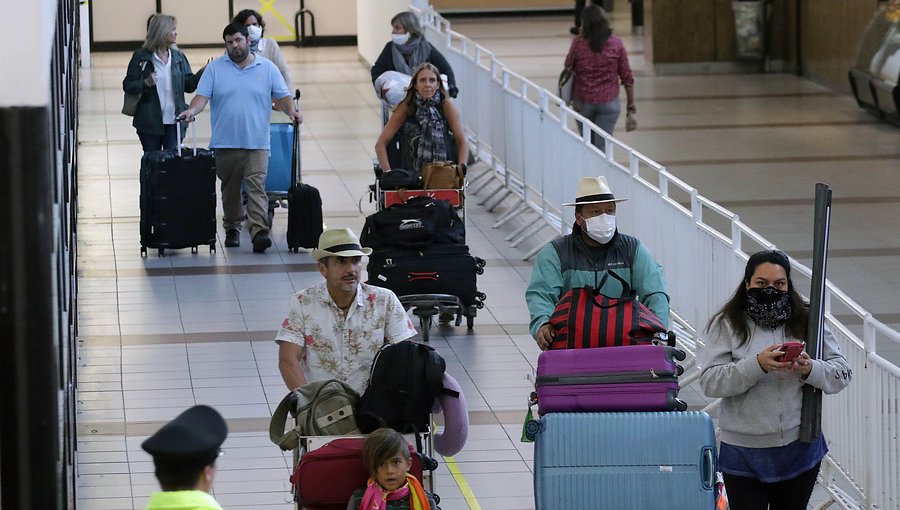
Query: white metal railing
xmin=417 ymin=6 xmax=900 ymax=509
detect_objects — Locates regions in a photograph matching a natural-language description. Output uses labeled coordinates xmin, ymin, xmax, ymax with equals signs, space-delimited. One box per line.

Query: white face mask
xmin=246 ymin=24 xmax=262 ymax=42
xmin=583 ymin=213 xmax=616 ymax=244
xmin=391 ymin=33 xmax=411 ymax=45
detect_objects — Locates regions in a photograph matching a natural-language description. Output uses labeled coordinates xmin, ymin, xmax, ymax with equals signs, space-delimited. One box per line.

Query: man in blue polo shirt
xmin=180 ymin=23 xmax=301 ymax=253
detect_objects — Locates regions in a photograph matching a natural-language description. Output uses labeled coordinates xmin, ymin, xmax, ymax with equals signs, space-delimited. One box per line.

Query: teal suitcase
xmin=532 ymin=412 xmax=717 ymax=509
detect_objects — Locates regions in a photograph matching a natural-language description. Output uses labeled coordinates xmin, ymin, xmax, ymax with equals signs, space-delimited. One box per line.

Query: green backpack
xmin=269 ymin=379 xmax=361 ymax=451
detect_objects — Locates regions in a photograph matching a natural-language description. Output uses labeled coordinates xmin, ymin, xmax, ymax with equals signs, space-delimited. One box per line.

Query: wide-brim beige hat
xmin=311 ymin=228 xmax=373 ymax=261
xmin=562 ymin=176 xmax=629 ymax=206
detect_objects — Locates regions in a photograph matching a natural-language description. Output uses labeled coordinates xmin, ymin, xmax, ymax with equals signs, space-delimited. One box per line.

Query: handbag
xmin=421 ymin=160 xmax=463 ymax=189
xmin=548 ymin=271 xmax=667 ymax=349
xmin=268 ymin=379 xmax=361 ymax=451
xmin=626 ymin=111 xmax=637 ymax=132
xmin=558 ymin=66 xmax=575 ymax=105
xmin=122 ymin=60 xmax=148 ymax=117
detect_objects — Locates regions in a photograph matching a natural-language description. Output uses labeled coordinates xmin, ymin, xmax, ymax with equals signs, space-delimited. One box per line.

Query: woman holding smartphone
xmin=699 ymin=250 xmax=851 ymax=510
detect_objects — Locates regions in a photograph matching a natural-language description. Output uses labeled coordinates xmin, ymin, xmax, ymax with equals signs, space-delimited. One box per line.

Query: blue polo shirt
xmin=195 ymin=53 xmax=290 ymax=150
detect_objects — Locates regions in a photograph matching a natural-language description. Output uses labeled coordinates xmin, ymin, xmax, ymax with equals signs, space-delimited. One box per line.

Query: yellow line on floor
xmin=443 ymin=454 xmax=482 ymax=510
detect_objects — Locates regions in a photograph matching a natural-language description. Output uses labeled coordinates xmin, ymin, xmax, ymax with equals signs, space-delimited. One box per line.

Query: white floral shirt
xmin=275 ymin=282 xmax=417 ymax=393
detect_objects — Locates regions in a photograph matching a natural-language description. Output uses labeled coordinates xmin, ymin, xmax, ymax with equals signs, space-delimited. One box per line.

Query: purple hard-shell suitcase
xmin=535 ymin=344 xmax=687 ymax=415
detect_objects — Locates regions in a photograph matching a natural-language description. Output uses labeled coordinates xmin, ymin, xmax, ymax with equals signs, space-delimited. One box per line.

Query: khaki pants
xmin=214 ymin=149 xmax=269 ymax=239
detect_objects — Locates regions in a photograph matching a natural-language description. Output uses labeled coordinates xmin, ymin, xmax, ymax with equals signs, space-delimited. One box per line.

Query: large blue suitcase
xmin=533 ymin=412 xmax=716 ymax=510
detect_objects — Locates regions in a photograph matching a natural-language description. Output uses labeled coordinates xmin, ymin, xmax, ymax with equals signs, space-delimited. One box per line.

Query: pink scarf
xmin=358 ymin=474 xmax=430 ymax=510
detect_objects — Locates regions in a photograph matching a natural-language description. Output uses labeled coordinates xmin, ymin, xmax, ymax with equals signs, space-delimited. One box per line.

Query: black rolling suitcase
xmin=286 ymin=116 xmax=323 ymax=252
xmin=139 ymin=123 xmax=216 ymax=257
xmin=366 ymin=245 xmax=486 ymax=306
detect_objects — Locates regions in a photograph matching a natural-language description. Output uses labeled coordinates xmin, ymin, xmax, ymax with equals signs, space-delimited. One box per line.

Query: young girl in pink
xmin=347 ymin=428 xmax=437 ymax=510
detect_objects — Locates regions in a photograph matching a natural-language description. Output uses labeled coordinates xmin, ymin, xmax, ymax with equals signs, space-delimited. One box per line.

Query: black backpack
xmin=355 ymin=340 xmax=457 ymax=434
xmin=379 ymin=168 xmax=422 ymax=190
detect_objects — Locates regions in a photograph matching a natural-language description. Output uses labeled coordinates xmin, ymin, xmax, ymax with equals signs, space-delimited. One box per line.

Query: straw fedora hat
xmin=562 ymin=176 xmax=629 ymax=206
xmin=311 ymin=228 xmax=373 ymax=261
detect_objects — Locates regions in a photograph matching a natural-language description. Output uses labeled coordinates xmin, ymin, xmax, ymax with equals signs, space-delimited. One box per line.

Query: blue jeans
xmin=137 ymin=124 xmax=178 ymax=152
xmin=574 ymin=97 xmax=621 ymax=151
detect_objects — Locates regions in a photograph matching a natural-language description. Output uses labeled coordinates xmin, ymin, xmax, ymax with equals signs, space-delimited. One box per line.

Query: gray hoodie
xmin=699 ymin=319 xmax=851 ymax=448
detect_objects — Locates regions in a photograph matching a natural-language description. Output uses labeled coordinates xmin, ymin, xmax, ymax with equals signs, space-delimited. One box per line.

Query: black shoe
xmin=224 ymin=229 xmax=240 ymax=247
xmin=252 ymin=231 xmax=272 ymax=253
xmin=569 ymin=26 xmax=580 ymax=35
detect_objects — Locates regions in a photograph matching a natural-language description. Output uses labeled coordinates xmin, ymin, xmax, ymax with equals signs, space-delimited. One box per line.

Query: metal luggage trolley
xmin=253 ymin=90 xmax=302 ymax=228
xmin=374 ymin=177 xmax=486 ymax=342
xmin=286 ymin=397 xmax=440 ymax=509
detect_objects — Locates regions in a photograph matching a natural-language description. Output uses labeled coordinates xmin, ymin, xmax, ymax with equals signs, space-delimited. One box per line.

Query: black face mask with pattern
xmin=745 ymin=286 xmax=791 ymax=329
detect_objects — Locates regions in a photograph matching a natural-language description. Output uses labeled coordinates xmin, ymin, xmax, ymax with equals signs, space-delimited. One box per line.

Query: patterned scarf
xmin=390 ymin=36 xmax=432 ymax=76
xmin=412 ymin=91 xmax=448 ymax=171
xmin=359 ymin=474 xmax=431 ymax=510
xmin=745 ymin=287 xmax=792 ymax=329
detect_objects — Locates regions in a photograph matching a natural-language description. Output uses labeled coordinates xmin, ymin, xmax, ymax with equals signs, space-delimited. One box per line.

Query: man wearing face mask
xmin=179 ymin=23 xmax=301 ymax=253
xmin=526 ymin=176 xmax=669 ymax=350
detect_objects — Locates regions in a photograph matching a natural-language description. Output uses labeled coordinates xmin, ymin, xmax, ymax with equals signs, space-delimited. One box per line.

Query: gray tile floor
xmin=75 ymin=11 xmax=895 ymax=510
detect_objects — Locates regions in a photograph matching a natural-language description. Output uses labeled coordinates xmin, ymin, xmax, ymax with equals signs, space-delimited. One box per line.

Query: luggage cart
xmin=246 ymin=90 xmax=302 ymax=228
xmin=372 ymin=177 xmax=486 ymax=342
xmin=286 ymin=396 xmax=440 ymax=509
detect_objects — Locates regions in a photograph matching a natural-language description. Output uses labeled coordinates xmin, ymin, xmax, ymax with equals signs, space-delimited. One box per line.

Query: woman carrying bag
xmin=564 ymin=5 xmax=635 ymax=150
xmin=122 ymin=14 xmax=202 ymax=152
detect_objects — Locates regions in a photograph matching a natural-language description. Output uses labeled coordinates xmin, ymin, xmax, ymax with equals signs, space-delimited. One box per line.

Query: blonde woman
xmin=122 ymin=14 xmax=202 ymax=152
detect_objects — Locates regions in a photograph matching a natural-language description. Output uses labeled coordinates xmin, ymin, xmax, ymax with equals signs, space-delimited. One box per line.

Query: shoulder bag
xmin=122 ymin=60 xmax=148 ymax=116
xmin=558 ymin=66 xmax=575 ymax=105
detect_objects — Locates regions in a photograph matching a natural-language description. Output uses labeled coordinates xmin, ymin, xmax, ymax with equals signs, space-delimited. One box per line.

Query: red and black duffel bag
xmin=548 ymin=270 xmax=668 ymax=349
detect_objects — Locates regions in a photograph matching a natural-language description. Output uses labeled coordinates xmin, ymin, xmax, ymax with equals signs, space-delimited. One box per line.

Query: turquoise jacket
xmin=526 ymin=228 xmax=670 ymax=337
xmin=145 ymin=490 xmax=223 ymax=510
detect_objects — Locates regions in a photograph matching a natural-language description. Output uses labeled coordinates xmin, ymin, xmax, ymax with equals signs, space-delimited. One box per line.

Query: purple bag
xmin=535 ymin=345 xmax=687 ymax=415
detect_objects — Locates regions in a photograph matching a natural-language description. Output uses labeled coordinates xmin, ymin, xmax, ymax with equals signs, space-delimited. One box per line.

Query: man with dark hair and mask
xmin=699 ymin=249 xmax=851 ymax=508
xmin=142 ymin=405 xmax=228 ymax=510
xmin=526 ymin=175 xmax=669 ymax=350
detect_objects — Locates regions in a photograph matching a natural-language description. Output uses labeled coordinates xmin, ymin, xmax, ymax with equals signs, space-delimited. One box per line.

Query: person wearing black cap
xmin=526 ymin=175 xmax=670 ymax=350
xmin=275 ymin=228 xmax=417 ymax=393
xmin=142 ymin=405 xmax=228 ymax=510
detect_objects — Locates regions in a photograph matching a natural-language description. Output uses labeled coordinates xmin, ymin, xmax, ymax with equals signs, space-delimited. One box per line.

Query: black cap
xmin=142 ymin=405 xmax=228 ymax=467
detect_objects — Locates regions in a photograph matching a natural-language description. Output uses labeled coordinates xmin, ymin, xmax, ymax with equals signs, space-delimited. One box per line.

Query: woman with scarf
xmin=347 ymin=428 xmax=436 ymax=510
xmin=371 ymin=11 xmax=458 ymax=99
xmin=375 ymin=63 xmax=468 ymax=174
xmin=233 ymin=9 xmax=292 ymax=90
xmin=699 ymin=250 xmax=852 ymax=510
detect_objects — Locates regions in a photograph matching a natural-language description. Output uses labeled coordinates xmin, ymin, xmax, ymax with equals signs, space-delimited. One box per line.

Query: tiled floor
xmin=75 ymin=11 xmax=895 ymax=510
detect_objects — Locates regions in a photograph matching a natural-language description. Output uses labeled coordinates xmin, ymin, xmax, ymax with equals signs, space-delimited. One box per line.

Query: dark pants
xmin=137 ymin=123 xmax=178 ymax=152
xmin=574 ymin=0 xmax=587 ymax=28
xmin=722 ymin=462 xmax=821 ymax=510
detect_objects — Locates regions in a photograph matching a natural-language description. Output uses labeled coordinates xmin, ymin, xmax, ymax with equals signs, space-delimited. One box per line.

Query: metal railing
xmin=416 ymin=6 xmax=900 ymax=509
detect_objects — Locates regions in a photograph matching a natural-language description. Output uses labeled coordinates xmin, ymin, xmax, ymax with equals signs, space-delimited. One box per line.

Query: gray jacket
xmin=122 ymin=48 xmax=202 ymax=136
xmin=699 ymin=319 xmax=851 ymax=448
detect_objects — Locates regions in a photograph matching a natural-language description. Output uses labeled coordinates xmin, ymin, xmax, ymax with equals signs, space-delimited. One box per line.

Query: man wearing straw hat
xmin=526 ymin=176 xmax=670 ymax=350
xmin=275 ymin=228 xmax=417 ymax=393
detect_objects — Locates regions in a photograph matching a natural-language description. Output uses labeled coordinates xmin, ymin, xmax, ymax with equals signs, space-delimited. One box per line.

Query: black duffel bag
xmin=378 ymin=168 xmax=422 ymax=190
xmin=360 ymin=196 xmax=464 ymax=250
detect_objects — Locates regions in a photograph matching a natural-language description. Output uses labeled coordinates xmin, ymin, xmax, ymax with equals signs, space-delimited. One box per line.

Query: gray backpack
xmin=269 ymin=379 xmax=361 ymax=451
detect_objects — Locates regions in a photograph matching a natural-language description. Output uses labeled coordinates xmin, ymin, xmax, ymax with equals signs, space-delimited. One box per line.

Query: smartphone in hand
xmin=776 ymin=341 xmax=804 ymax=363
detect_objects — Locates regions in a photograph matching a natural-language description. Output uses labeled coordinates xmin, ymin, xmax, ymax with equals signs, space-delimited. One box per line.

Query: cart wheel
xmin=157 ymin=248 xmax=165 ymax=257
xmin=476 ymin=291 xmax=487 ymax=301
xmin=209 ymin=243 xmax=216 ymax=253
xmin=191 ymin=245 xmax=198 ymax=254
xmin=454 ymin=313 xmax=462 ymax=327
xmin=524 ymin=419 xmax=541 ymax=441
xmin=466 ymin=315 xmax=474 ymax=329
xmin=140 ymin=246 xmax=147 ymax=257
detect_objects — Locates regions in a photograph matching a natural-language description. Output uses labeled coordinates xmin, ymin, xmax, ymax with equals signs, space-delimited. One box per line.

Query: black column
xmin=0 ymin=106 xmax=61 ymax=509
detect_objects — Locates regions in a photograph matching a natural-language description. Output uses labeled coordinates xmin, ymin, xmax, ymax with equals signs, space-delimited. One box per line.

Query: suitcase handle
xmin=291 ymin=88 xmax=302 ymax=187
xmin=175 ymin=119 xmax=197 ymax=156
xmin=700 ymin=446 xmax=715 ymax=490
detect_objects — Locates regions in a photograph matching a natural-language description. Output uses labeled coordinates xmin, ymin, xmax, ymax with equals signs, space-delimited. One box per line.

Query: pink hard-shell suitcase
xmin=535 ymin=344 xmax=687 ymax=415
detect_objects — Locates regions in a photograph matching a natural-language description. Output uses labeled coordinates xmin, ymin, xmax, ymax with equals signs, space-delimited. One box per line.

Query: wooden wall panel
xmin=801 ymin=0 xmax=880 ymax=92
xmin=646 ymin=0 xmax=717 ymax=63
